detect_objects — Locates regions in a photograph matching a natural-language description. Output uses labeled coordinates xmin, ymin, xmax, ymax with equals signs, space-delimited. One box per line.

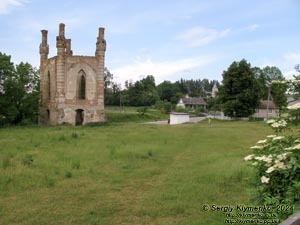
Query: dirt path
xmin=143 ymin=117 xmax=207 ymax=125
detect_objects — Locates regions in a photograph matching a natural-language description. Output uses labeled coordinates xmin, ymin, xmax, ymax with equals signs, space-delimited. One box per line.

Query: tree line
xmin=104 ymin=67 xmax=219 ymax=107
xmin=0 ymin=51 xmax=298 ymax=126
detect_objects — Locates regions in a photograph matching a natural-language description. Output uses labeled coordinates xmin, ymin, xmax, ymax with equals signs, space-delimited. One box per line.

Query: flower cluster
xmin=266 ymin=119 xmax=288 ymax=133
xmin=244 ymin=135 xmax=294 ymax=184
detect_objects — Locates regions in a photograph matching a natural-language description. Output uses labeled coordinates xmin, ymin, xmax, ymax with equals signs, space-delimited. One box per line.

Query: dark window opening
xmin=79 ymin=74 xmax=86 ymax=99
xmin=76 ymin=109 xmax=84 ymax=126
xmin=48 ymin=71 xmax=51 ymax=99
xmin=46 ymin=109 xmax=50 ymax=124
xmin=47 ymin=109 xmax=50 ymax=120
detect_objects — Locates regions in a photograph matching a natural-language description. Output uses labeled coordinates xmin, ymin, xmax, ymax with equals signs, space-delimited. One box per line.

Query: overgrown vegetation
xmin=244 ymin=77 xmax=300 ymax=222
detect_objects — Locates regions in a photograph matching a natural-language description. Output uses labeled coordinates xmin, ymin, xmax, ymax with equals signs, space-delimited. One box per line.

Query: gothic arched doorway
xmin=75 ymin=109 xmax=84 ymax=126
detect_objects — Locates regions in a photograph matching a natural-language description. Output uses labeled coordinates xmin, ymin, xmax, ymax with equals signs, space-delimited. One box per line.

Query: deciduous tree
xmin=218 ymin=59 xmax=260 ymax=117
xmin=0 ymin=52 xmax=39 ymax=125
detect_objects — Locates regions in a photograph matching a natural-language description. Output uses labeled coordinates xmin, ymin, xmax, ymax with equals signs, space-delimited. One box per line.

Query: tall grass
xmin=105 ymin=106 xmax=168 ymax=123
xmin=0 ymin=120 xmax=271 ymax=225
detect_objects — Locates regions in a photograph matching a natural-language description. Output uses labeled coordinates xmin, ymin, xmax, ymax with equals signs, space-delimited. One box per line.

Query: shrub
xmin=65 ymin=171 xmax=72 ymax=178
xmin=45 ymin=177 xmax=55 ymax=187
xmin=245 ymin=118 xmax=300 ymax=220
xmin=58 ymin=134 xmax=66 ymax=141
xmin=175 ymin=107 xmax=187 ymax=113
xmin=71 ymin=132 xmax=79 ymax=139
xmin=155 ymin=100 xmax=172 ymax=114
xmin=147 ymin=150 xmax=153 ymax=157
xmin=288 ymin=108 xmax=300 ymax=126
xmin=22 ymin=154 xmax=33 ymax=166
xmin=137 ymin=107 xmax=148 ymax=117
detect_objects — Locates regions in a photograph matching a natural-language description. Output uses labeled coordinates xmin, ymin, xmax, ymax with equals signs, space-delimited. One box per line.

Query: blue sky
xmin=0 ymin=0 xmax=299 ymax=86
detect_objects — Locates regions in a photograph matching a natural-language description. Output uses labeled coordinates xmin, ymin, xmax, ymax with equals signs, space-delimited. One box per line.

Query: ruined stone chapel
xmin=39 ymin=23 xmax=106 ymax=125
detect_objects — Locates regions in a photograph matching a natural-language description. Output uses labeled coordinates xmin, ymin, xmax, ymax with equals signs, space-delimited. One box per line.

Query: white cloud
xmin=283 ymin=52 xmax=300 ymax=78
xmin=258 ymin=52 xmax=300 ymax=79
xmin=246 ymin=24 xmax=259 ymax=31
xmin=176 ymin=26 xmax=230 ymax=47
xmin=111 ymin=56 xmax=216 ymax=86
xmin=0 ymin=0 xmax=27 ymax=14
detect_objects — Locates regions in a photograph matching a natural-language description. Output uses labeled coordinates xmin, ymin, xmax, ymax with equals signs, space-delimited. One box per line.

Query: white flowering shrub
xmin=287 ymin=104 xmax=300 ymax=126
xmin=245 ymin=77 xmax=300 ymax=220
xmin=245 ymin=132 xmax=300 ymax=219
xmin=266 ymin=118 xmax=288 ymax=134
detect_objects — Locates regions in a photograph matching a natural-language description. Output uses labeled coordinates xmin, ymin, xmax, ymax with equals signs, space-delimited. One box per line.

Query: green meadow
xmin=0 ymin=114 xmax=272 ymax=225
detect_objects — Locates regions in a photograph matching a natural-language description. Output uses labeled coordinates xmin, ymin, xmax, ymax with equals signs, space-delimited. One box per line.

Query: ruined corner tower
xmin=39 ymin=23 xmax=106 ymax=125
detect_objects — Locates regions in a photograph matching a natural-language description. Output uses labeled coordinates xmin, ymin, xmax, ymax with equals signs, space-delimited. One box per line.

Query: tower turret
xmin=95 ymin=27 xmax=106 ymax=56
xmin=65 ymin=39 xmax=73 ymax=56
xmin=39 ymin=30 xmax=49 ymax=104
xmin=95 ymin=27 xmax=106 ymax=112
xmin=39 ymin=30 xmax=49 ymax=70
xmin=56 ymin=23 xmax=66 ymax=101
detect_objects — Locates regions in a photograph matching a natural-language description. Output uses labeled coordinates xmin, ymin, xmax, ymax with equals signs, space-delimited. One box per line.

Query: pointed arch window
xmin=78 ymin=70 xmax=86 ymax=99
xmin=47 ymin=71 xmax=51 ymax=100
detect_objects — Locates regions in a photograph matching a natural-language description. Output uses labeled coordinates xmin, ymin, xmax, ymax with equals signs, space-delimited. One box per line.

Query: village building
xmin=39 ymin=23 xmax=106 ymax=125
xmin=176 ymin=97 xmax=207 ymax=110
xmin=253 ymin=100 xmax=278 ymax=119
xmin=211 ymin=82 xmax=218 ymax=98
xmin=288 ymin=99 xmax=300 ymax=108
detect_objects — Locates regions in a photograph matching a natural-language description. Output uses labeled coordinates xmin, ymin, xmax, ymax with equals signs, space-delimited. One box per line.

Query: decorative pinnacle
xmin=59 ymin=23 xmax=65 ymax=37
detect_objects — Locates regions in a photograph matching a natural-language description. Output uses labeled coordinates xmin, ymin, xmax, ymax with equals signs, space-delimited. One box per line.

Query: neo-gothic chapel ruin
xmin=39 ymin=23 xmax=106 ymax=125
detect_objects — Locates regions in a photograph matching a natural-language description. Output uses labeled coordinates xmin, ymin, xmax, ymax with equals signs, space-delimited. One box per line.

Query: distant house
xmin=288 ymin=99 xmax=300 ymax=108
xmin=253 ymin=100 xmax=278 ymax=119
xmin=176 ymin=97 xmax=207 ymax=109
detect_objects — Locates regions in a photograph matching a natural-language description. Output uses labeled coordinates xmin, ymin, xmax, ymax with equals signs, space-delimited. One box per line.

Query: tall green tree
xmin=265 ymin=67 xmax=287 ymax=110
xmin=218 ymin=59 xmax=260 ymax=117
xmin=124 ymin=75 xmax=158 ymax=106
xmin=156 ymin=81 xmax=181 ymax=104
xmin=252 ymin=66 xmax=268 ymax=100
xmin=252 ymin=66 xmax=287 ymax=109
xmin=104 ymin=68 xmax=121 ymax=105
xmin=0 ymin=52 xmax=39 ymax=125
xmin=291 ymin=65 xmax=300 ymax=99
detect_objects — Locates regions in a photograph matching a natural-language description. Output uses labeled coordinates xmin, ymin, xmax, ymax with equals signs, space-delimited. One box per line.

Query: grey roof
xmin=287 ymin=97 xmax=295 ymax=103
xmin=258 ymin=100 xmax=277 ymax=109
xmin=181 ymin=97 xmax=207 ymax=105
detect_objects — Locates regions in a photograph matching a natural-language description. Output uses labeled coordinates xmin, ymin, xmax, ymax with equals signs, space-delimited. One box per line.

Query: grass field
xmin=105 ymin=106 xmax=169 ymax=123
xmin=0 ymin=118 xmax=272 ymax=225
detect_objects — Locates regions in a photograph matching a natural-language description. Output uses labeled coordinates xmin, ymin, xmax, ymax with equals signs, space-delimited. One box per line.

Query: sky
xmin=0 ymin=0 xmax=300 ymax=86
